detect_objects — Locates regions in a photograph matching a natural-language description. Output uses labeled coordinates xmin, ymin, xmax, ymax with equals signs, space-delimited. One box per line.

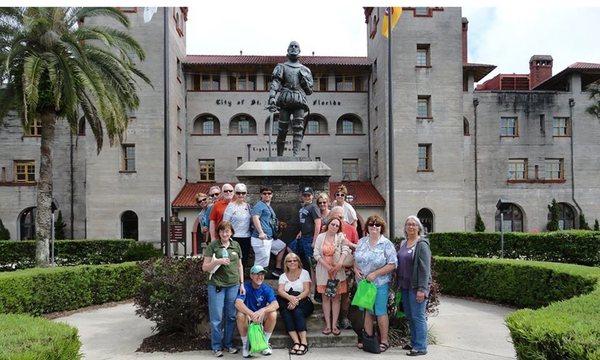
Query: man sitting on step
xmin=236 ymin=265 xmax=280 ymax=357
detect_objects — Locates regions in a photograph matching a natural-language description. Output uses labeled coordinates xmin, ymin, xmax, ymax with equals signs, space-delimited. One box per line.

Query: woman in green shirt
xmin=203 ymin=221 xmax=245 ymax=357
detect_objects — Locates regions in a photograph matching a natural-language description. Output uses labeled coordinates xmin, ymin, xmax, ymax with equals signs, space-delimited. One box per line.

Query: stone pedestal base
xmin=235 ymin=161 xmax=331 ymax=242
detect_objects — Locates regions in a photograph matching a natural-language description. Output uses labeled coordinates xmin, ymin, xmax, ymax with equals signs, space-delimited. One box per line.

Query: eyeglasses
xmin=317 ymin=201 xmax=327 ymax=205
xmin=223 ymin=189 xmax=233 ymax=193
xmin=335 ymin=193 xmax=345 ymax=197
xmin=329 ymin=222 xmax=340 ymax=227
xmin=235 ymin=192 xmax=247 ymax=195
xmin=210 ymin=193 xmax=220 ymax=198
xmin=262 ymin=192 xmax=273 ymax=195
xmin=368 ymin=223 xmax=382 ymax=228
xmin=406 ymin=223 xmax=419 ymax=228
xmin=286 ymin=259 xmax=298 ymax=263
xmin=197 ymin=198 xmax=207 ymax=203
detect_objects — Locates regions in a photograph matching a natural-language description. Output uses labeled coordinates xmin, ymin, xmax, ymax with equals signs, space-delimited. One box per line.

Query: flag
xmin=381 ymin=7 xmax=402 ymax=38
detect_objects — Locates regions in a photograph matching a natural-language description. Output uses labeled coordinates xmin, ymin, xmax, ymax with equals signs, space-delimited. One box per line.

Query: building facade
xmin=1 ymin=7 xmax=599 ymax=243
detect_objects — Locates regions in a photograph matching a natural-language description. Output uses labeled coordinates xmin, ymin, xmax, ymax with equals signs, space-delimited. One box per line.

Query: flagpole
xmin=387 ymin=7 xmax=395 ymax=240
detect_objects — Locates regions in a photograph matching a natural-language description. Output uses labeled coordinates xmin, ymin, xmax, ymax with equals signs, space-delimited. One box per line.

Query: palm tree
xmin=0 ymin=7 xmax=151 ymax=266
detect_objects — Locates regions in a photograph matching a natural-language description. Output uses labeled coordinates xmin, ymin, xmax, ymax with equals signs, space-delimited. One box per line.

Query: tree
xmin=474 ymin=211 xmax=485 ymax=232
xmin=546 ymin=199 xmax=560 ymax=231
xmin=594 ymin=219 xmax=599 ymax=231
xmin=54 ymin=210 xmax=66 ymax=240
xmin=579 ymin=213 xmax=591 ymax=230
xmin=0 ymin=8 xmax=150 ymax=266
xmin=0 ymin=219 xmax=10 ymax=240
xmin=586 ymin=82 xmax=600 ymax=119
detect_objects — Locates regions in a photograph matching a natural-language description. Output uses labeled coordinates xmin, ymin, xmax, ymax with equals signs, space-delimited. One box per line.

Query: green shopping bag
xmin=248 ymin=322 xmax=269 ymax=353
xmin=351 ymin=279 xmax=377 ymax=311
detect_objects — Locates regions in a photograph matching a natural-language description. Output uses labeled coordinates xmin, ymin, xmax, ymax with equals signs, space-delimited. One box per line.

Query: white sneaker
xmin=242 ymin=345 xmax=251 ymax=358
xmin=261 ymin=346 xmax=272 ymax=356
xmin=213 ymin=350 xmax=223 ymax=357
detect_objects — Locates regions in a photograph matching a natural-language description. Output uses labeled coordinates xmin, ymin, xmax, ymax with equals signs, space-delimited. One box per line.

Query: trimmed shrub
xmin=0 ymin=239 xmax=161 ymax=271
xmin=54 ymin=211 xmax=67 ymax=240
xmin=0 ymin=219 xmax=9 ymax=240
xmin=429 ymin=230 xmax=600 ymax=266
xmin=134 ymin=257 xmax=209 ymax=337
xmin=435 ymin=257 xmax=600 ymax=360
xmin=579 ymin=213 xmax=591 ymax=230
xmin=0 ymin=262 xmax=141 ymax=315
xmin=546 ymin=199 xmax=560 ymax=231
xmin=474 ymin=211 xmax=485 ymax=232
xmin=0 ymin=314 xmax=81 ymax=359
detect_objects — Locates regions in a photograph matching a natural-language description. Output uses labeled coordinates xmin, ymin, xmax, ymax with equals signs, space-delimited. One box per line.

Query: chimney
xmin=529 ymin=55 xmax=553 ymax=89
xmin=462 ymin=18 xmax=468 ymax=63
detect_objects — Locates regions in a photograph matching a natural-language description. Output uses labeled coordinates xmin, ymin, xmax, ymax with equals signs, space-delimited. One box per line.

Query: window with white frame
xmin=508 ymin=158 xmax=527 ymax=180
xmin=500 ymin=117 xmax=518 ymax=137
xmin=545 ymin=158 xmax=564 ymax=180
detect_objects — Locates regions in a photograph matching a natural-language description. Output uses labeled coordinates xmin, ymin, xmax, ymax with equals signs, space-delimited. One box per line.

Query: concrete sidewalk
xmin=55 ymin=296 xmax=516 ymax=359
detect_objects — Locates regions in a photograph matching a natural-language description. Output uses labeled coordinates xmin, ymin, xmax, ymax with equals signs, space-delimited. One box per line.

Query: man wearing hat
xmin=235 ymin=265 xmax=279 ymax=358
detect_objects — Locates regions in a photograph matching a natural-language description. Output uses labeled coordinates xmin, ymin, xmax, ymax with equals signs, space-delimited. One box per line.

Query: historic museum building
xmin=1 ymin=7 xmax=599 ymax=243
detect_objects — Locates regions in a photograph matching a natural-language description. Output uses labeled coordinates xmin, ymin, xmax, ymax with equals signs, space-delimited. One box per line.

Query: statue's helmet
xmin=287 ymin=41 xmax=301 ymax=59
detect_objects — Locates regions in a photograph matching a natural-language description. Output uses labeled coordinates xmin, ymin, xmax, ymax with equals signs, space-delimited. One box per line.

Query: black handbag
xmin=361 ymin=329 xmax=381 ymax=354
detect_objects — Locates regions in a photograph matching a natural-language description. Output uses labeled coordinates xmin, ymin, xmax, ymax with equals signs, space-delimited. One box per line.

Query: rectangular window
xmin=26 ymin=118 xmax=42 ymax=136
xmin=500 ymin=117 xmax=518 ymax=137
xmin=417 ymin=96 xmax=431 ymax=118
xmin=229 ymin=73 xmax=256 ymax=91
xmin=545 ymin=158 xmax=564 ymax=180
xmin=508 ymin=158 xmax=527 ymax=180
xmin=14 ymin=160 xmax=35 ymax=183
xmin=417 ymin=144 xmax=432 ymax=171
xmin=342 ymin=159 xmax=359 ymax=181
xmin=314 ymin=75 xmax=328 ymax=91
xmin=203 ymin=120 xmax=214 ymax=134
xmin=335 ymin=76 xmax=354 ymax=91
xmin=307 ymin=120 xmax=319 ymax=134
xmin=342 ymin=120 xmax=354 ymax=134
xmin=198 ymin=159 xmax=215 ymax=182
xmin=238 ymin=119 xmax=250 ymax=134
xmin=122 ymin=144 xmax=135 ymax=172
xmin=200 ymin=74 xmax=220 ymax=91
xmin=416 ymin=44 xmax=430 ymax=67
xmin=553 ymin=117 xmax=570 ymax=136
xmin=177 ymin=151 xmax=182 ymax=178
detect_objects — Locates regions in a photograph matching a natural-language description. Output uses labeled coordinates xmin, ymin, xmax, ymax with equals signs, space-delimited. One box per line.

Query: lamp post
xmin=496 ymin=198 xmax=509 ymax=258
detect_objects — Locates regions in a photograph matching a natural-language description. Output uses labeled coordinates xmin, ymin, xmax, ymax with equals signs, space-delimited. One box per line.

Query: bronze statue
xmin=267 ymin=41 xmax=314 ymax=157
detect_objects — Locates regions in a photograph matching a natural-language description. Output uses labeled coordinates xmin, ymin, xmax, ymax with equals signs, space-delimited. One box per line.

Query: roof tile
xmin=184 ymin=55 xmax=371 ymax=67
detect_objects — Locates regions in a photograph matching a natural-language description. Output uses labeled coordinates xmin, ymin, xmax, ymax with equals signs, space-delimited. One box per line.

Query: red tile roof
xmin=172 ymin=181 xmax=385 ymax=209
xmin=533 ymin=62 xmax=600 ymax=90
xmin=329 ymin=181 xmax=386 ymax=207
xmin=185 ymin=55 xmax=372 ymax=67
xmin=463 ymin=63 xmax=497 ymax=82
xmin=568 ymin=62 xmax=600 ymax=70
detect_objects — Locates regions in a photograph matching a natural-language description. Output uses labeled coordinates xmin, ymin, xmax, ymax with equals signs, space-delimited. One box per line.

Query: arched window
xmin=463 ymin=117 xmax=470 ymax=136
xmin=417 ymin=208 xmax=434 ymax=234
xmin=121 ymin=210 xmax=139 ymax=241
xmin=229 ymin=114 xmax=257 ymax=135
xmin=336 ymin=114 xmax=363 ymax=134
xmin=495 ymin=203 xmax=524 ymax=232
xmin=558 ymin=202 xmax=576 ymax=230
xmin=264 ymin=113 xmax=280 ymax=135
xmin=305 ymin=113 xmax=329 ymax=135
xmin=193 ymin=114 xmax=220 ymax=135
xmin=19 ymin=207 xmax=36 ymax=240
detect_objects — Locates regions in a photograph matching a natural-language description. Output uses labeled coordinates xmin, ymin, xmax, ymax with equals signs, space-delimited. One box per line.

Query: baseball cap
xmin=250 ymin=265 xmax=267 ymax=274
xmin=302 ymin=186 xmax=314 ymax=195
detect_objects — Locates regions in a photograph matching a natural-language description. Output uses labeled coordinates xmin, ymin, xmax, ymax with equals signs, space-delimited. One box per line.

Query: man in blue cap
xmin=235 ymin=265 xmax=279 ymax=357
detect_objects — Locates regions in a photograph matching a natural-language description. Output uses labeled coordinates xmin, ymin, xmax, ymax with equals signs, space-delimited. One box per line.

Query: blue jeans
xmin=208 ymin=284 xmax=240 ymax=351
xmin=289 ymin=235 xmax=314 ymax=270
xmin=401 ymin=289 xmax=428 ymax=352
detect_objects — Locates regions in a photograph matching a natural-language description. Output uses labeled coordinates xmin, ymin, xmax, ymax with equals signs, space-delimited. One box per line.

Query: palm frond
xmin=72 ymin=7 xmax=129 ymax=28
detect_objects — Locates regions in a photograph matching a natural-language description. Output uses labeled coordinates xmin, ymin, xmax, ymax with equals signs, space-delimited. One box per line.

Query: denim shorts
xmin=368 ymin=282 xmax=390 ymax=317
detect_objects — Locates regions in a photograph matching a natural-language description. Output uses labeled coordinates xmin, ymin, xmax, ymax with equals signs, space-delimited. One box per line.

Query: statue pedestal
xmin=235 ymin=161 xmax=331 ymax=242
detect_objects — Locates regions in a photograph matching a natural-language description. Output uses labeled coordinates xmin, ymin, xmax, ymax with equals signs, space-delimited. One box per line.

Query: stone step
xmin=234 ymin=329 xmax=357 ymax=349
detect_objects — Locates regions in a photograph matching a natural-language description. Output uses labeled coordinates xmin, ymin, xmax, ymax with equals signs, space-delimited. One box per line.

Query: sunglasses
xmin=286 ymin=259 xmax=299 ymax=263
xmin=368 ymin=223 xmax=382 ymax=228
xmin=335 ymin=193 xmax=345 ymax=197
xmin=223 ymin=189 xmax=233 ymax=193
xmin=317 ymin=201 xmax=327 ymax=205
xmin=210 ymin=193 xmax=220 ymax=197
xmin=262 ymin=192 xmax=273 ymax=195
xmin=236 ymin=192 xmax=247 ymax=195
xmin=197 ymin=198 xmax=207 ymax=203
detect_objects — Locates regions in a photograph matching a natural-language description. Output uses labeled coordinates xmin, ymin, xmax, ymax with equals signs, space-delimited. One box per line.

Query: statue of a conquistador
xmin=267 ymin=41 xmax=314 ymax=157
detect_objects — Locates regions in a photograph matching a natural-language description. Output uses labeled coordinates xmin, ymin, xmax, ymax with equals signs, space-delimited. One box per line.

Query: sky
xmin=185 ymin=3 xmax=600 ymax=84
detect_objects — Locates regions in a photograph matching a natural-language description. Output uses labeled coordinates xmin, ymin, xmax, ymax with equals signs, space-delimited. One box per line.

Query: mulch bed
xmin=137 ymin=332 xmax=210 ymax=353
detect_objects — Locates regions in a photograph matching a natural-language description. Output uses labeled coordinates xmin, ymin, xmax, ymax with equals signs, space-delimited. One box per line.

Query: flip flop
xmin=322 ymin=328 xmax=332 ymax=335
xmin=332 ymin=327 xmax=341 ymax=336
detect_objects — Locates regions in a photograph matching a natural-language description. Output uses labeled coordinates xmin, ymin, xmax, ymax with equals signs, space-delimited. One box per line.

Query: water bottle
xmin=222 ymin=248 xmax=229 ymax=259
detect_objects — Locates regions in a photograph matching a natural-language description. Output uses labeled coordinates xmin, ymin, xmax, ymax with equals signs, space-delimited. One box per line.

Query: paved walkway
xmin=55 ymin=296 xmax=516 ymax=360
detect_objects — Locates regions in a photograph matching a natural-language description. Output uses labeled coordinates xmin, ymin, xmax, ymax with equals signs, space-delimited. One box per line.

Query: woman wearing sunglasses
xmin=315 ymin=192 xmax=331 ymax=231
xmin=276 ymin=253 xmax=313 ymax=355
xmin=223 ymin=183 xmax=253 ymax=269
xmin=353 ymin=215 xmax=397 ymax=352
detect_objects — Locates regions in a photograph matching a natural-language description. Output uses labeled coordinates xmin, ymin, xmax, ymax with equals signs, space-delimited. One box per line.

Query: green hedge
xmin=0 ymin=314 xmax=81 ymax=359
xmin=429 ymin=230 xmax=600 ymax=266
xmin=0 ymin=239 xmax=161 ymax=271
xmin=0 ymin=262 xmax=142 ymax=315
xmin=435 ymin=257 xmax=600 ymax=359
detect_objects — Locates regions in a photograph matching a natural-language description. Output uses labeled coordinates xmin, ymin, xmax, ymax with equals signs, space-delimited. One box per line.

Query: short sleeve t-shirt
xmin=251 ymin=201 xmax=276 ymax=238
xmin=204 ymin=239 xmax=242 ymax=287
xmin=210 ymin=199 xmax=231 ymax=227
xmin=223 ymin=202 xmax=252 ymax=238
xmin=342 ymin=202 xmax=358 ymax=224
xmin=278 ymin=269 xmax=311 ymax=293
xmin=236 ymin=281 xmax=276 ymax=312
xmin=299 ymin=203 xmax=320 ymax=237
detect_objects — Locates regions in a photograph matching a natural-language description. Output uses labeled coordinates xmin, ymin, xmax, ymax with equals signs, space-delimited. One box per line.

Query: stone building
xmin=1 ymin=7 xmax=599 ymax=245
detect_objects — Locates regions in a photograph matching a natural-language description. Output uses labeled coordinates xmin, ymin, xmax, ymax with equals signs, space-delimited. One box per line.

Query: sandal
xmin=289 ymin=343 xmax=301 ymax=355
xmin=322 ymin=327 xmax=331 ymax=335
xmin=356 ymin=342 xmax=363 ymax=350
xmin=332 ymin=327 xmax=341 ymax=336
xmin=297 ymin=343 xmax=308 ymax=355
xmin=379 ymin=342 xmax=390 ymax=352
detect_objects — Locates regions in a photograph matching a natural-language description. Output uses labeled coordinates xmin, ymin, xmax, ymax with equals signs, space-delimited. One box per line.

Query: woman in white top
xmin=223 ymin=183 xmax=252 ymax=268
xmin=277 ymin=252 xmax=313 ymax=355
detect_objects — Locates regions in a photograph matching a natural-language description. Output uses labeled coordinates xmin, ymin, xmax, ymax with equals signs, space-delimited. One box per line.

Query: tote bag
xmin=248 ymin=322 xmax=269 ymax=353
xmin=351 ymin=280 xmax=377 ymax=311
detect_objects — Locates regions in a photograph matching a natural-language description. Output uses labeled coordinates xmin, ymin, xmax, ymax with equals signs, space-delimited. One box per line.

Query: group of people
xmin=199 ymin=183 xmax=432 ymax=357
